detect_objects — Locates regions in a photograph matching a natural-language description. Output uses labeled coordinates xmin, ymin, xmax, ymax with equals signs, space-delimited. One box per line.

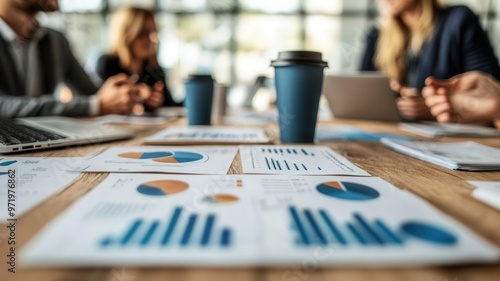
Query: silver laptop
xmin=0 ymin=116 xmax=134 ymax=154
xmin=322 ymin=73 xmax=401 ymax=122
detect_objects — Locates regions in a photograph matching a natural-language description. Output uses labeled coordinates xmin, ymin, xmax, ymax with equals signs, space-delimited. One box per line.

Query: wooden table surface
xmin=2 ymin=118 xmax=500 ymax=281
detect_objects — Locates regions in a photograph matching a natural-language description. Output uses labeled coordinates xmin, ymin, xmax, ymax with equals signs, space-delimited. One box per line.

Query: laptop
xmin=322 ymin=73 xmax=402 ymax=122
xmin=0 ymin=116 xmax=134 ymax=154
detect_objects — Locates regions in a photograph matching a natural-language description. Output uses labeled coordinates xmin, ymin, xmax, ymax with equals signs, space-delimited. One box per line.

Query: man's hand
xmin=96 ymin=74 xmax=134 ymax=115
xmin=423 ymin=71 xmax=500 ymax=124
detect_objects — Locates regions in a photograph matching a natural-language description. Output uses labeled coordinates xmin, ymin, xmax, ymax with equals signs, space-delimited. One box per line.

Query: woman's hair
xmin=108 ymin=6 xmax=158 ymax=68
xmin=374 ymin=0 xmax=445 ymax=82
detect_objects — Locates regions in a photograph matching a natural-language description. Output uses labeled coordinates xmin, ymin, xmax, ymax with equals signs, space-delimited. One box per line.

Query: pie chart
xmin=153 ymin=151 xmax=205 ymax=163
xmin=316 ymin=181 xmax=379 ymax=201
xmin=119 ymin=151 xmax=173 ymax=159
xmin=137 ymin=180 xmax=189 ymax=196
xmin=401 ymin=221 xmax=457 ymax=245
xmin=202 ymin=194 xmax=239 ymax=204
xmin=118 ymin=151 xmax=206 ymax=164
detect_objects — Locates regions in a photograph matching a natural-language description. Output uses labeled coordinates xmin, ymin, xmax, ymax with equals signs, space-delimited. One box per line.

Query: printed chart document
xmin=381 ymin=139 xmax=500 ymax=171
xmin=0 ymin=157 xmax=84 ymax=221
xmin=144 ymin=126 xmax=271 ymax=144
xmin=400 ymin=121 xmax=500 ymax=137
xmin=315 ymin=125 xmax=410 ymax=142
xmin=22 ymin=174 xmax=498 ymax=267
xmin=240 ymin=145 xmax=370 ymax=176
xmin=70 ymin=146 xmax=237 ymax=175
xmin=468 ymin=181 xmax=500 ymax=210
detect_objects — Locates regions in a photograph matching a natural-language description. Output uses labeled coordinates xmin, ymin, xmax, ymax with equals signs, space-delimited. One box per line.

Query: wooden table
xmin=2 ymin=118 xmax=500 ymax=281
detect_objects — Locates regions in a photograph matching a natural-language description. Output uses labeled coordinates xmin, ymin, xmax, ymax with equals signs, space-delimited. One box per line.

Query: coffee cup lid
xmin=185 ymin=74 xmax=214 ymax=83
xmin=270 ymin=51 xmax=328 ymax=68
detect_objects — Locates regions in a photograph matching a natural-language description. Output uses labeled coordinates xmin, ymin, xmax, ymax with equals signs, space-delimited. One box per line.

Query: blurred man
xmin=0 ymin=0 xmax=135 ymax=118
xmin=423 ymin=71 xmax=500 ymax=129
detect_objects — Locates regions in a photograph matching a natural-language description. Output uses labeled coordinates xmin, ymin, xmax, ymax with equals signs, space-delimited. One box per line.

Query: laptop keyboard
xmin=0 ymin=119 xmax=68 ymax=145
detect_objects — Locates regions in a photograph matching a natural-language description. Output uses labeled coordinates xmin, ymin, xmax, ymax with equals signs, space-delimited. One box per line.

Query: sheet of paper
xmin=400 ymin=121 xmax=500 ymax=137
xmin=70 ymin=146 xmax=237 ymax=175
xmin=468 ymin=181 xmax=500 ymax=210
xmin=315 ymin=125 xmax=410 ymax=142
xmin=22 ymin=174 xmax=498 ymax=267
xmin=381 ymin=139 xmax=500 ymax=171
xmin=94 ymin=114 xmax=173 ymax=125
xmin=0 ymin=157 xmax=84 ymax=221
xmin=240 ymin=145 xmax=370 ymax=176
xmin=144 ymin=126 xmax=270 ymax=144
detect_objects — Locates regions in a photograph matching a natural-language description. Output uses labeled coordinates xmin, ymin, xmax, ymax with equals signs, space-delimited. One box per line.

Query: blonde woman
xmin=360 ymin=0 xmax=500 ymax=120
xmin=97 ymin=6 xmax=181 ymax=111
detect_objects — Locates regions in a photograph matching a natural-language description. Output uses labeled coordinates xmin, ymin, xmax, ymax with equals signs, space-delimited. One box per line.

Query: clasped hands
xmin=96 ymin=73 xmax=164 ymax=115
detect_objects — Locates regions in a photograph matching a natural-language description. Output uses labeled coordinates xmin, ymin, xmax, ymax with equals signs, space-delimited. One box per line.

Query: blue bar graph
xmin=161 ymin=207 xmax=183 ymax=245
xmin=289 ymin=206 xmax=415 ymax=248
xmin=200 ymin=215 xmax=215 ymax=246
xmin=180 ymin=214 xmax=198 ymax=246
xmin=100 ymin=207 xmax=233 ymax=249
xmin=140 ymin=221 xmax=160 ymax=246
xmin=220 ymin=228 xmax=231 ymax=247
xmin=120 ymin=219 xmax=143 ymax=245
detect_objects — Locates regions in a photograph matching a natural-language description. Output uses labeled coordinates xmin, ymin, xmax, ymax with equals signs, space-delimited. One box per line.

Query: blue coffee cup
xmin=271 ymin=51 xmax=328 ymax=143
xmin=184 ymin=74 xmax=215 ymax=125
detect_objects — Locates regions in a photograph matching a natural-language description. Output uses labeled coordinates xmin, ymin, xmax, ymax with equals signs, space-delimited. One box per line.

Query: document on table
xmin=22 ymin=174 xmax=498 ymax=267
xmin=381 ymin=139 xmax=500 ymax=171
xmin=69 ymin=146 xmax=238 ymax=175
xmin=315 ymin=125 xmax=410 ymax=142
xmin=240 ymin=145 xmax=370 ymax=176
xmin=144 ymin=126 xmax=271 ymax=144
xmin=400 ymin=121 xmax=500 ymax=137
xmin=468 ymin=181 xmax=500 ymax=210
xmin=0 ymin=157 xmax=84 ymax=221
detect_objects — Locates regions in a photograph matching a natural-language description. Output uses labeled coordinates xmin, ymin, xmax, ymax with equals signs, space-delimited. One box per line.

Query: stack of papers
xmin=400 ymin=121 xmax=500 ymax=137
xmin=144 ymin=126 xmax=271 ymax=144
xmin=468 ymin=181 xmax=500 ymax=210
xmin=381 ymin=139 xmax=500 ymax=171
xmin=22 ymin=174 xmax=498 ymax=267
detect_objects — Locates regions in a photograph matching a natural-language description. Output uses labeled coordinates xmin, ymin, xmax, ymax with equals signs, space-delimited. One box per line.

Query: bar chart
xmin=241 ymin=146 xmax=370 ymax=176
xmin=288 ymin=206 xmax=457 ymax=247
xmin=99 ymin=207 xmax=233 ymax=248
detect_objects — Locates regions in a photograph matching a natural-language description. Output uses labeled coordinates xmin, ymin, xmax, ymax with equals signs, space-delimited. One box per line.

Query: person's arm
xmin=0 ymin=89 xmax=93 ymax=118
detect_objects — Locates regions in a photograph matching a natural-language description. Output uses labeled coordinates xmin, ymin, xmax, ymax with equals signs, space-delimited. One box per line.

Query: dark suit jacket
xmin=0 ymin=28 xmax=99 ymax=118
xmin=360 ymin=5 xmax=500 ymax=91
xmin=96 ymin=55 xmax=182 ymax=107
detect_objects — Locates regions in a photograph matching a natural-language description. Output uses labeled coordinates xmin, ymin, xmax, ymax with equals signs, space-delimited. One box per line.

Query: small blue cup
xmin=271 ymin=51 xmax=328 ymax=143
xmin=184 ymin=75 xmax=215 ymax=125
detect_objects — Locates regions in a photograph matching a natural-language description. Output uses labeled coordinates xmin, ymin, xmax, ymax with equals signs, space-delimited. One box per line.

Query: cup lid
xmin=270 ymin=51 xmax=328 ymax=67
xmin=185 ymin=74 xmax=214 ymax=82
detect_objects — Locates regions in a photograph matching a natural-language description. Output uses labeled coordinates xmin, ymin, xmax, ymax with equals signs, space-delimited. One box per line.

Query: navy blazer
xmin=360 ymin=5 xmax=500 ymax=91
